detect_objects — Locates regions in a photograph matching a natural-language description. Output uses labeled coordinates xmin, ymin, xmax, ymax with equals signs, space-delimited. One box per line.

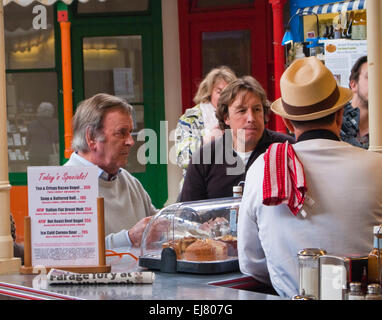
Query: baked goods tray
xmin=139 ymin=248 xmax=239 ymax=274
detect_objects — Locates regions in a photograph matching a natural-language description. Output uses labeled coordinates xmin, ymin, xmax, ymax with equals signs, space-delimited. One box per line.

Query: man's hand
xmin=128 ymin=216 xmax=153 ymax=247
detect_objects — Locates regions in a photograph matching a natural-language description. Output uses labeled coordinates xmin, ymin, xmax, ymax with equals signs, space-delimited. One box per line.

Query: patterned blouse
xmin=175 ymin=104 xmax=206 ymax=185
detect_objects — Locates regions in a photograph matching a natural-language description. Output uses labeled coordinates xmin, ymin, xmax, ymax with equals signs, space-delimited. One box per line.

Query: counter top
xmin=0 ymin=248 xmax=283 ymax=300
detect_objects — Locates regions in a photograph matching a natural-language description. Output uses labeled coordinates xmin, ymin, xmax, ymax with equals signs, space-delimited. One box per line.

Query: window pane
xmin=4 ymin=2 xmax=55 ymax=69
xmin=7 ymin=72 xmax=59 ymax=172
xmin=196 ymin=0 xmax=254 ymax=8
xmin=125 ymin=105 xmax=146 ymax=173
xmin=83 ymin=36 xmax=143 ymax=103
xmin=78 ymin=0 xmax=149 ymax=14
xmin=202 ymin=30 xmax=251 ymax=77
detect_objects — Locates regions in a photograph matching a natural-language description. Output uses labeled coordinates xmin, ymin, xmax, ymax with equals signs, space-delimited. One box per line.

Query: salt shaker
xmin=298 ymin=248 xmax=327 ymax=300
xmin=348 ymin=282 xmax=364 ymax=300
xmin=365 ymin=283 xmax=382 ymax=300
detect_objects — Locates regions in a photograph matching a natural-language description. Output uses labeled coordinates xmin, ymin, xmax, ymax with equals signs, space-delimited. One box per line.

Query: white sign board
xmin=27 ymin=166 xmax=99 ymax=267
xmin=320 ymin=39 xmax=367 ymax=88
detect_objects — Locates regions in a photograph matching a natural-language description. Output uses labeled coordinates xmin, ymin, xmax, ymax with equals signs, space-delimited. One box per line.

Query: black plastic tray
xmin=139 ymin=247 xmax=239 ymax=274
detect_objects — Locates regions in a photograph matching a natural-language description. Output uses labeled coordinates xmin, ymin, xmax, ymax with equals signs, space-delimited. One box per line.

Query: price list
xmin=28 ymin=166 xmax=99 ymax=267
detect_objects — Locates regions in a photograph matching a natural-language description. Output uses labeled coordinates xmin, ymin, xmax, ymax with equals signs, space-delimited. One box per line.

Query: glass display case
xmin=139 ymin=197 xmax=241 ymax=274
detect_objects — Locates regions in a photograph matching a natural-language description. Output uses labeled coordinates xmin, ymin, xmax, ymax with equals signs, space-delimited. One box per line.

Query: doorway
xmin=71 ymin=3 xmax=167 ymax=208
xmin=178 ymin=0 xmax=273 ymax=112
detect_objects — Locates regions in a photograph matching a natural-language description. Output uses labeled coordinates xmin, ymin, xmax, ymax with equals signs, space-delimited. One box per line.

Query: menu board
xmin=320 ymin=39 xmax=367 ymax=88
xmin=27 ymin=166 xmax=99 ymax=267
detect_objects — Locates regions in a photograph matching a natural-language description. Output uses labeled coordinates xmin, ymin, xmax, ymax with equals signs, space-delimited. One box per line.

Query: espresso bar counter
xmin=0 ymin=248 xmax=283 ymax=300
xmin=0 ymin=271 xmax=282 ymax=300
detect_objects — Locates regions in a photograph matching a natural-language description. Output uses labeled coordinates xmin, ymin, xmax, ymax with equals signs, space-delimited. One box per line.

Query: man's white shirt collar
xmin=71 ymin=152 xmax=120 ymax=181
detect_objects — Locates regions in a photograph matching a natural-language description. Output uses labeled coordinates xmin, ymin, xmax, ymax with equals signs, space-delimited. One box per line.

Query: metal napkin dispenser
xmin=319 ymin=254 xmax=368 ymax=300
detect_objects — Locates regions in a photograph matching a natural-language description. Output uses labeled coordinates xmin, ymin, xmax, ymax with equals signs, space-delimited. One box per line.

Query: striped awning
xmin=296 ymin=0 xmax=366 ymax=15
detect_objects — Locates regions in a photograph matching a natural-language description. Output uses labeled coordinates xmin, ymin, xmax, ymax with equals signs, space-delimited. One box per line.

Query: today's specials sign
xmin=28 ymin=166 xmax=99 ymax=267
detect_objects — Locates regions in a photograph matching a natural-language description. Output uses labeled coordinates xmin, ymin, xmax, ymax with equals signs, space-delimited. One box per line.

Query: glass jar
xmin=352 ymin=11 xmax=367 ymax=40
xmin=358 ymin=11 xmax=367 ymax=40
xmin=298 ymin=248 xmax=327 ymax=300
xmin=351 ymin=12 xmax=361 ymax=40
xmin=368 ymin=225 xmax=382 ymax=284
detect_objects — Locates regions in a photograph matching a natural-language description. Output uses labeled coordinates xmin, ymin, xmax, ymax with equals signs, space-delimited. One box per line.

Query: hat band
xmin=281 ymin=86 xmax=340 ymax=116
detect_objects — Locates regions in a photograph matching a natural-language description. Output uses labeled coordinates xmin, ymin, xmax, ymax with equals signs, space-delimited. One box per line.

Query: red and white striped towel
xmin=263 ymin=141 xmax=307 ymax=216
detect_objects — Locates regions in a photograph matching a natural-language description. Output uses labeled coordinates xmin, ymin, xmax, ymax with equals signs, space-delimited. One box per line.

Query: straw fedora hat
xmin=271 ymin=56 xmax=353 ymax=121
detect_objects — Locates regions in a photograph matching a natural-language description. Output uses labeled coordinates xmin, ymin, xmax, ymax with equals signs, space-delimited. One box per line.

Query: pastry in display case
xmin=139 ymin=197 xmax=241 ymax=274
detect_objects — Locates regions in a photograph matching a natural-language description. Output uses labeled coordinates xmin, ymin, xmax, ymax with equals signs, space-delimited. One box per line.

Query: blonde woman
xmin=175 ymin=66 xmax=236 ymax=187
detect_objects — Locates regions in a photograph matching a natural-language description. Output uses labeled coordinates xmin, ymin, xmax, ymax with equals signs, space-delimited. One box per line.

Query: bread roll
xmin=184 ymin=239 xmax=228 ymax=261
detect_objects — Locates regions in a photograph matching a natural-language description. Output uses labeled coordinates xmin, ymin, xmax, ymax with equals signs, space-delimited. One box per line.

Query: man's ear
xmin=349 ymin=79 xmax=357 ymax=93
xmin=85 ymin=128 xmax=96 ymax=151
xmin=224 ymin=114 xmax=230 ymax=127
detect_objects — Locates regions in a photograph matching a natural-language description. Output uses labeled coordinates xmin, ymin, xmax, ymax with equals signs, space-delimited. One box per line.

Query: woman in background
xmin=175 ymin=66 xmax=236 ymax=188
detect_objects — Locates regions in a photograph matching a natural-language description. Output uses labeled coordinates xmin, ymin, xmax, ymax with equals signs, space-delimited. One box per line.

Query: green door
xmin=71 ymin=8 xmax=167 ymax=209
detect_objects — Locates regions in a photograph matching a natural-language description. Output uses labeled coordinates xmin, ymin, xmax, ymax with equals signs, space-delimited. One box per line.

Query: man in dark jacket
xmin=179 ymin=76 xmax=294 ymax=201
xmin=340 ymin=55 xmax=369 ymax=149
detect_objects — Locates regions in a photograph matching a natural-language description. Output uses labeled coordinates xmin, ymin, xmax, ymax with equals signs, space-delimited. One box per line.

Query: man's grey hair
xmin=71 ymin=93 xmax=133 ymax=153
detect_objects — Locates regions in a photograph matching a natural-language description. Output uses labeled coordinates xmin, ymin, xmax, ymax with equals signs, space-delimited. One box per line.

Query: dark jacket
xmin=179 ymin=129 xmax=295 ymax=201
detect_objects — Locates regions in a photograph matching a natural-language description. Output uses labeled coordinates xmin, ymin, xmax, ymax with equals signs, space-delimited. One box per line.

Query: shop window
xmin=7 ymin=72 xmax=59 ymax=172
xmin=5 ymin=2 xmax=55 ymax=69
xmin=4 ymin=1 xmax=59 ymax=178
xmin=202 ymin=30 xmax=251 ymax=77
xmin=82 ymin=35 xmax=143 ymax=103
xmin=77 ymin=0 xmax=149 ymax=14
xmin=191 ymin=0 xmax=254 ymax=10
xmin=82 ymin=35 xmax=145 ymax=173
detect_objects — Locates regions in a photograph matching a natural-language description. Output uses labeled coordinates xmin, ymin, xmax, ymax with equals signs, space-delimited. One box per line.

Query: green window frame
xmin=6 ymin=4 xmax=65 ymax=186
xmin=70 ymin=0 xmax=167 ymax=208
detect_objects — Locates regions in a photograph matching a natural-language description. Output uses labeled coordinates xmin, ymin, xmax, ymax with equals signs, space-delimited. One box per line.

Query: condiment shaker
xmin=298 ymin=248 xmax=327 ymax=300
xmin=348 ymin=282 xmax=364 ymax=300
xmin=365 ymin=283 xmax=382 ymax=300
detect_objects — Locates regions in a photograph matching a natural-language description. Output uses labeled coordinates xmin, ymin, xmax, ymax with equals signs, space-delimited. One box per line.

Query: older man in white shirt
xmin=65 ymin=93 xmax=157 ymax=249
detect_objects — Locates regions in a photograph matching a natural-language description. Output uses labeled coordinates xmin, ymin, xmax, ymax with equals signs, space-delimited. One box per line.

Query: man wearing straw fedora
xmin=237 ymin=57 xmax=382 ymax=298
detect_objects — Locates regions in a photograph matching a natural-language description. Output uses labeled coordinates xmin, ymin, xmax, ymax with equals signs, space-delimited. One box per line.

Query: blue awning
xmin=296 ymin=0 xmax=366 ymax=15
